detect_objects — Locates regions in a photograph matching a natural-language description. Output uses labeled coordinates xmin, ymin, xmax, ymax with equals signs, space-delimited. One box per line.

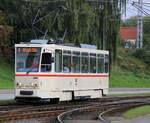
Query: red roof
xmin=120 ymin=27 xmax=137 ymax=39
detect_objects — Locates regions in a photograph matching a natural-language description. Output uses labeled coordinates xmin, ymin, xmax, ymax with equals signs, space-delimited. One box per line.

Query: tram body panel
xmin=15 ymin=75 xmax=108 ymax=99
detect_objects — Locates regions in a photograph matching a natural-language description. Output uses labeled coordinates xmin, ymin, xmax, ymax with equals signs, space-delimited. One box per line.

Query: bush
xmin=133 ymin=48 xmax=145 ymax=59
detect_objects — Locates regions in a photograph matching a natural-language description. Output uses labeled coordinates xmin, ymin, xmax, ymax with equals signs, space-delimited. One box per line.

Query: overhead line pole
xmin=137 ymin=0 xmax=143 ymax=48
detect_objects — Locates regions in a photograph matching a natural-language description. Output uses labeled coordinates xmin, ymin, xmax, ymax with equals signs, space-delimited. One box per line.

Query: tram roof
xmin=15 ymin=40 xmax=109 ymax=54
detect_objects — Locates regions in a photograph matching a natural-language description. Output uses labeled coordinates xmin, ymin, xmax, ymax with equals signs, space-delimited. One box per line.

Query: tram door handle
xmin=75 ymin=78 xmax=78 ymax=86
xmin=75 ymin=78 xmax=78 ymax=82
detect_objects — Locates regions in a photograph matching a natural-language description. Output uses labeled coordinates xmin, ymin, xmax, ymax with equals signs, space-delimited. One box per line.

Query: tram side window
xmin=97 ymin=54 xmax=104 ymax=73
xmin=105 ymin=54 xmax=109 ymax=73
xmin=55 ymin=50 xmax=62 ymax=72
xmin=72 ymin=51 xmax=80 ymax=73
xmin=41 ymin=53 xmax=52 ymax=72
xmin=81 ymin=52 xmax=89 ymax=73
xmin=63 ymin=50 xmax=71 ymax=73
xmin=90 ymin=53 xmax=96 ymax=73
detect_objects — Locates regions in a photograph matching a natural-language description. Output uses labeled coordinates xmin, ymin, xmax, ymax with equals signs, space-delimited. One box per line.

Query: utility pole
xmin=137 ymin=0 xmax=143 ymax=48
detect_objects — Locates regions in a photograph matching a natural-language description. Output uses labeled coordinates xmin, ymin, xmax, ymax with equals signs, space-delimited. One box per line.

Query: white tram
xmin=15 ymin=40 xmax=109 ymax=102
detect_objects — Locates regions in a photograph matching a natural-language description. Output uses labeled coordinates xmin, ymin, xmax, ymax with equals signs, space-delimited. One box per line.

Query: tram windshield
xmin=16 ymin=47 xmax=41 ymax=72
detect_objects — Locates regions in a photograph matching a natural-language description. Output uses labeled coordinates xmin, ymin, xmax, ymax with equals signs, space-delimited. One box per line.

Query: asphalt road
xmin=112 ymin=114 xmax=150 ymax=123
xmin=0 ymin=89 xmax=15 ymax=100
xmin=109 ymin=88 xmax=150 ymax=94
xmin=64 ymin=115 xmax=150 ymax=123
xmin=0 ymin=88 xmax=150 ymax=100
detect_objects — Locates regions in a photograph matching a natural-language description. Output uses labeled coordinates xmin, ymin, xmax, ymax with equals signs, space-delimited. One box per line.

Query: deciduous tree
xmin=0 ymin=11 xmax=13 ymax=56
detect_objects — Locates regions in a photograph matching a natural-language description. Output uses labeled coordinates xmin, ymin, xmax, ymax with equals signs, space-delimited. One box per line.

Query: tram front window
xmin=16 ymin=47 xmax=41 ymax=72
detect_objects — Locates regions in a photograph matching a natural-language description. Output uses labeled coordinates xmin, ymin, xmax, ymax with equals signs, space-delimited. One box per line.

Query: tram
xmin=15 ymin=40 xmax=109 ymax=102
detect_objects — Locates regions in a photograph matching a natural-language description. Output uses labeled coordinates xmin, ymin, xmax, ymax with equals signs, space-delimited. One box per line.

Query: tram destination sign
xmin=17 ymin=47 xmax=41 ymax=53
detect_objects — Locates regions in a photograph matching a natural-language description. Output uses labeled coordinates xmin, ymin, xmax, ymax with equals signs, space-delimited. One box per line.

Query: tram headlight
xmin=16 ymin=82 xmax=22 ymax=87
xmin=31 ymin=82 xmax=39 ymax=87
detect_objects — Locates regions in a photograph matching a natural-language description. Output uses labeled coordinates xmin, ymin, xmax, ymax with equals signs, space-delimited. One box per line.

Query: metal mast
xmin=137 ymin=0 xmax=143 ymax=48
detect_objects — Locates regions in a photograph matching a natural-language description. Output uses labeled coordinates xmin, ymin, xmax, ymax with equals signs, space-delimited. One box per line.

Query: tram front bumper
xmin=20 ymin=90 xmax=33 ymax=95
xmin=15 ymin=89 xmax=40 ymax=98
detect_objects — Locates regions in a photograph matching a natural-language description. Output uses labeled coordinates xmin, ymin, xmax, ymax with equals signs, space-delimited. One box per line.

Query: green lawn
xmin=110 ymin=48 xmax=150 ymax=88
xmin=0 ymin=99 xmax=15 ymax=103
xmin=123 ymin=105 xmax=150 ymax=119
xmin=0 ymin=57 xmax=14 ymax=89
xmin=110 ymin=67 xmax=150 ymax=88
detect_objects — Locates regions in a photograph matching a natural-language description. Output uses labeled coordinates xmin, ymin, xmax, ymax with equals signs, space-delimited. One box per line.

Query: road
xmin=64 ymin=115 xmax=150 ymax=123
xmin=109 ymin=88 xmax=150 ymax=94
xmin=0 ymin=88 xmax=150 ymax=100
xmin=112 ymin=114 xmax=150 ymax=123
xmin=0 ymin=89 xmax=15 ymax=100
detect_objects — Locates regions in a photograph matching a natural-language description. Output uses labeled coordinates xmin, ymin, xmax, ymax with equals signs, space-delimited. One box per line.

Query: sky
xmin=122 ymin=0 xmax=150 ymax=19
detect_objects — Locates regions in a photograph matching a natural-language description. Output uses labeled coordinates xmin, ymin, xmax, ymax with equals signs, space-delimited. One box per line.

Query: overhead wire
xmin=131 ymin=1 xmax=150 ymax=16
xmin=142 ymin=7 xmax=150 ymax=12
xmin=123 ymin=1 xmax=150 ymax=22
xmin=142 ymin=4 xmax=150 ymax=8
xmin=126 ymin=5 xmax=137 ymax=14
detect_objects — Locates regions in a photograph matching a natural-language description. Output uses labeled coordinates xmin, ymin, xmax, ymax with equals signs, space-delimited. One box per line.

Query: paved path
xmin=109 ymin=88 xmax=150 ymax=94
xmin=0 ymin=89 xmax=15 ymax=100
xmin=64 ymin=120 xmax=101 ymax=123
xmin=0 ymin=88 xmax=150 ymax=100
xmin=64 ymin=115 xmax=150 ymax=123
xmin=112 ymin=114 xmax=150 ymax=123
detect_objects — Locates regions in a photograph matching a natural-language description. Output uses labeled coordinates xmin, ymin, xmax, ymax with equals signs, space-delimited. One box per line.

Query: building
xmin=120 ymin=27 xmax=137 ymax=48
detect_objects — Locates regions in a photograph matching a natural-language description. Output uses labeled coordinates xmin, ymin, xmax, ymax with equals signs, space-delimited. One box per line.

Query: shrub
xmin=133 ymin=48 xmax=145 ymax=59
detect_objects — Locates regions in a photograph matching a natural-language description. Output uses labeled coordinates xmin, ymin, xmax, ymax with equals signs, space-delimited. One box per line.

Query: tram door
xmin=72 ymin=51 xmax=80 ymax=90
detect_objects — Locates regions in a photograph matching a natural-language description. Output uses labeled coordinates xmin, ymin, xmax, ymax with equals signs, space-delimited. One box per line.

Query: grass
xmin=0 ymin=99 xmax=15 ymax=103
xmin=110 ymin=47 xmax=150 ymax=88
xmin=0 ymin=57 xmax=14 ymax=89
xmin=110 ymin=66 xmax=150 ymax=88
xmin=123 ymin=105 xmax=150 ymax=119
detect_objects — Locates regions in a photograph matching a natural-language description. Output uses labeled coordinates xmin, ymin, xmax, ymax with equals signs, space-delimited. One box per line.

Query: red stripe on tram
xmin=15 ymin=74 xmax=109 ymax=77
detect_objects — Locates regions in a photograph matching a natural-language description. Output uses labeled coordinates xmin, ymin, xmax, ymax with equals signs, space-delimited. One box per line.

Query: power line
xmin=126 ymin=6 xmax=137 ymax=14
xmin=142 ymin=7 xmax=150 ymax=12
xmin=142 ymin=4 xmax=150 ymax=8
xmin=132 ymin=2 xmax=150 ymax=16
xmin=142 ymin=2 xmax=150 ymax=5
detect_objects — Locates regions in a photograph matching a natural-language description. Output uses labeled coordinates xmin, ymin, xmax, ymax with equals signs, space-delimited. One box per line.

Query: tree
xmin=0 ymin=0 xmax=127 ymax=63
xmin=0 ymin=11 xmax=13 ymax=56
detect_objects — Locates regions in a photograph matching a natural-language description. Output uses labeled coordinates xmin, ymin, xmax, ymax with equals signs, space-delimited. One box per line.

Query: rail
xmin=57 ymin=99 xmax=150 ymax=123
xmin=0 ymin=96 xmax=150 ymax=121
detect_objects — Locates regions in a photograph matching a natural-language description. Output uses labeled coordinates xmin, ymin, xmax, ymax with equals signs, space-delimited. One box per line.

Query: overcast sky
xmin=122 ymin=0 xmax=150 ymax=19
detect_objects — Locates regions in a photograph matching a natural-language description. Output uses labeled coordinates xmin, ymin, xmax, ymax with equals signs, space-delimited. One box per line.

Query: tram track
xmin=98 ymin=101 xmax=150 ymax=123
xmin=0 ymin=101 xmax=99 ymax=121
xmin=57 ymin=98 xmax=150 ymax=123
xmin=0 ymin=95 xmax=150 ymax=121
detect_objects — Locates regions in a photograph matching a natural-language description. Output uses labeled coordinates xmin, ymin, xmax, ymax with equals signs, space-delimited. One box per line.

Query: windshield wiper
xmin=26 ymin=68 xmax=34 ymax=74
